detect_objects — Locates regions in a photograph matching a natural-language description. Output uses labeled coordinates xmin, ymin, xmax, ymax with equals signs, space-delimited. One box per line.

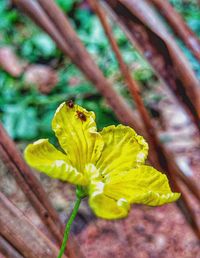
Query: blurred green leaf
xmin=21 ymin=33 xmax=56 ymax=61
xmin=32 ymin=33 xmax=56 ymax=56
xmin=56 ymin=0 xmax=81 ymax=12
xmin=2 ymin=105 xmax=38 ymax=140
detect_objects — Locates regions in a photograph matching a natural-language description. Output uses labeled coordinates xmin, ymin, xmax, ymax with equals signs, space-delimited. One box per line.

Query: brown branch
xmin=0 ymin=123 xmax=62 ymax=228
xmin=0 ymin=124 xmax=84 ymax=258
xmin=0 ymin=253 xmax=5 ymax=258
xmin=149 ymin=0 xmax=200 ymax=61
xmin=105 ymin=0 xmax=200 ymax=131
xmin=0 ymin=192 xmax=67 ymax=258
xmin=0 ymin=135 xmax=61 ymax=243
xmin=0 ymin=236 xmax=23 ymax=258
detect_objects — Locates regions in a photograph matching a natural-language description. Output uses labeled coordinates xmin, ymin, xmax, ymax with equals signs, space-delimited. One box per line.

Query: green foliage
xmin=21 ymin=33 xmax=57 ymax=62
xmin=56 ymin=0 xmax=81 ymax=12
xmin=170 ymin=0 xmax=200 ymax=78
xmin=0 ymin=1 xmax=19 ymax=33
xmin=3 ymin=104 xmax=38 ymax=139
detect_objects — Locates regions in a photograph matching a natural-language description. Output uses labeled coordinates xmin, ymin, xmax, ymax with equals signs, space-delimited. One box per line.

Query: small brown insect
xmin=76 ymin=111 xmax=87 ymax=121
xmin=66 ymin=100 xmax=74 ymax=108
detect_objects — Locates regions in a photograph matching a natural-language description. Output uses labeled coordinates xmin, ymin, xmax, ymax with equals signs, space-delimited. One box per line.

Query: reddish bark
xmin=0 ymin=192 xmax=67 ymax=258
xmin=0 ymin=124 xmax=85 ymax=258
xmin=149 ymin=0 xmax=200 ymax=61
xmin=0 ymin=236 xmax=23 ymax=258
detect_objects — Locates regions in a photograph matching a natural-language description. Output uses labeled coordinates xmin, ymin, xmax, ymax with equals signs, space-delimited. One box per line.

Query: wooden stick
xmin=149 ymin=0 xmax=200 ymax=61
xmin=0 ymin=124 xmax=62 ymax=230
xmin=0 ymin=124 xmax=85 ymax=258
xmin=0 ymin=139 xmax=61 ymax=243
xmin=0 ymin=192 xmax=67 ymax=258
xmin=0 ymin=236 xmax=23 ymax=258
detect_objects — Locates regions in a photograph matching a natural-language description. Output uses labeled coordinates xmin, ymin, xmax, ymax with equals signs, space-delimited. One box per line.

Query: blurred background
xmin=0 ymin=0 xmax=200 ymax=257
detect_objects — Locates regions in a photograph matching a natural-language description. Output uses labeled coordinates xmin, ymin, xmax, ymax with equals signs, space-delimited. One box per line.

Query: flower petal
xmin=96 ymin=125 xmax=148 ymax=176
xmin=104 ymin=165 xmax=180 ymax=206
xmin=24 ymin=139 xmax=87 ymax=185
xmin=89 ymin=181 xmax=130 ymax=219
xmin=52 ymin=102 xmax=104 ymax=172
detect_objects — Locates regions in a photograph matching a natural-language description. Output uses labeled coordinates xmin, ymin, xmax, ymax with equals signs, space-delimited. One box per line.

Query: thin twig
xmin=0 ymin=141 xmax=61 ymax=243
xmin=0 ymin=124 xmax=84 ymax=258
xmin=0 ymin=236 xmax=23 ymax=258
xmin=0 ymin=192 xmax=67 ymax=258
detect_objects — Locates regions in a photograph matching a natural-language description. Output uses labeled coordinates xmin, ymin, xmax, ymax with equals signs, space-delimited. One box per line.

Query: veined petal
xmin=89 ymin=181 xmax=130 ymax=219
xmin=96 ymin=125 xmax=148 ymax=176
xmin=104 ymin=165 xmax=180 ymax=206
xmin=52 ymin=102 xmax=104 ymax=172
xmin=24 ymin=139 xmax=87 ymax=185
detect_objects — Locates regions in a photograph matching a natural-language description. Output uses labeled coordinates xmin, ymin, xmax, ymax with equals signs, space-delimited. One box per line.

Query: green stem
xmin=57 ymin=195 xmax=82 ymax=258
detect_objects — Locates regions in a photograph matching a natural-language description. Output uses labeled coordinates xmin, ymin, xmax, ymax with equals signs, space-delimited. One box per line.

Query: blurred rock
xmin=50 ymin=192 xmax=67 ymax=212
xmin=153 ymin=234 xmax=167 ymax=251
xmin=0 ymin=47 xmax=25 ymax=77
xmin=24 ymin=65 xmax=58 ymax=94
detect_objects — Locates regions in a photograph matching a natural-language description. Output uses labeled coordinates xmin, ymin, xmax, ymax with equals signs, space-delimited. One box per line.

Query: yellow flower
xmin=24 ymin=101 xmax=180 ymax=219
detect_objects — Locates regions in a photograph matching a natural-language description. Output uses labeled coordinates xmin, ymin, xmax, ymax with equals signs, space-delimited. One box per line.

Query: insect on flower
xmin=76 ymin=110 xmax=87 ymax=121
xmin=24 ymin=101 xmax=180 ymax=219
xmin=66 ymin=99 xmax=74 ymax=108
